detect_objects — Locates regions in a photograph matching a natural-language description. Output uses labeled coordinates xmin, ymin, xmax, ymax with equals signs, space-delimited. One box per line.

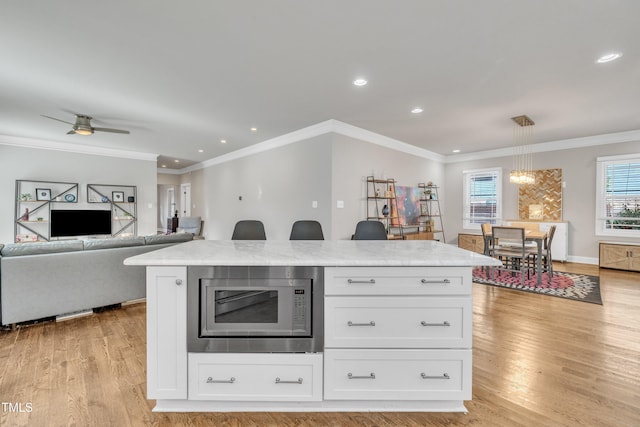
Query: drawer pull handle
xmin=275 ymin=377 xmax=303 ymax=384
xmin=421 ymin=279 xmax=451 ymax=284
xmin=421 ymin=321 xmax=451 ymax=327
xmin=348 ymin=372 xmax=376 ymax=380
xmin=421 ymin=373 xmax=450 ymax=380
xmin=348 ymin=321 xmax=376 ymax=327
xmin=207 ymin=376 xmax=235 ymax=384
xmin=347 ymin=279 xmax=376 ymax=284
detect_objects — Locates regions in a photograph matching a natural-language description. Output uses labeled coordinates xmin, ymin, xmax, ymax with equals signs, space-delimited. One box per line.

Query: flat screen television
xmin=51 ymin=210 xmax=112 ymax=237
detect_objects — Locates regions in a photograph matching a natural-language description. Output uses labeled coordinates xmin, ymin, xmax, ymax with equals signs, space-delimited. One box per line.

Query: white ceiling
xmin=2 ymin=1 xmax=639 ymax=170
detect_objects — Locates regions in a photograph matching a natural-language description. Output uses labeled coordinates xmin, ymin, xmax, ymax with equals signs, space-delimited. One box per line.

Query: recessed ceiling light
xmin=161 ymin=164 xmax=167 ymax=168
xmin=452 ymin=149 xmax=461 ymax=153
xmin=250 ymin=127 xmax=257 ymax=132
xmin=198 ymin=149 xmax=204 ymax=153
xmin=597 ymin=52 xmax=622 ymax=63
xmin=353 ymin=78 xmax=368 ymax=86
xmin=174 ymin=159 xmax=180 ymax=163
xmin=411 ymin=107 xmax=423 ymax=114
xmin=220 ymin=139 xmax=227 ymax=144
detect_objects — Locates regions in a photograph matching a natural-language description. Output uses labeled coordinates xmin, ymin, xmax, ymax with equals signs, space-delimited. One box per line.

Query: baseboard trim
xmin=566 ymin=256 xmax=599 ymax=265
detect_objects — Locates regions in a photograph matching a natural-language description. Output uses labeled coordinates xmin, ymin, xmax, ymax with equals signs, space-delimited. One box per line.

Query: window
xmin=463 ymin=168 xmax=502 ymax=229
xmin=596 ymin=154 xmax=640 ymax=236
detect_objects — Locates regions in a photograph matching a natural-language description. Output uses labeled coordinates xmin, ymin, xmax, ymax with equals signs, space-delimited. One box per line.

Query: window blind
xmin=596 ymin=155 xmax=640 ymax=236
xmin=463 ymin=168 xmax=501 ymax=229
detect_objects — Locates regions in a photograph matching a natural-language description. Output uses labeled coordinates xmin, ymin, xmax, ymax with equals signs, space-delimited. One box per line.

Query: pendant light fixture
xmin=509 ymin=115 xmax=536 ymax=185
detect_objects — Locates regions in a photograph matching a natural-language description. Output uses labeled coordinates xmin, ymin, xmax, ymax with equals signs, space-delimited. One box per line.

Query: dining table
xmin=485 ymin=227 xmax=547 ymax=286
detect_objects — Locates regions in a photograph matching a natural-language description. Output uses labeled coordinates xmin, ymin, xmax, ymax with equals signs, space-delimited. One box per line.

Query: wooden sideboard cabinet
xmin=405 ymin=231 xmax=435 ymax=240
xmin=458 ymin=233 xmax=484 ymax=254
xmin=599 ymin=242 xmax=640 ymax=272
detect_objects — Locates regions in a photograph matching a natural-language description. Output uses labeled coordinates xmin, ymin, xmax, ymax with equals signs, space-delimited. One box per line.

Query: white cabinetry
xmin=324 ymin=349 xmax=471 ymax=400
xmin=146 ymin=266 xmax=188 ymax=399
xmin=324 ymin=297 xmax=471 ymax=348
xmin=323 ymin=266 xmax=472 ymax=406
xmin=188 ymin=353 xmax=322 ymax=401
xmin=324 ymin=266 xmax=470 ymax=296
xmin=145 ymin=263 xmax=475 ymax=412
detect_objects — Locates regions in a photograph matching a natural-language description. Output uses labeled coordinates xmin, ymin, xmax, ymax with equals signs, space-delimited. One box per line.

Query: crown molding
xmin=156 ymin=167 xmax=184 ymax=175
xmin=445 ymin=129 xmax=640 ymax=163
xmin=179 ymin=120 xmax=336 ymax=173
xmin=7 ymin=123 xmax=639 ymax=175
xmin=0 ymin=134 xmax=158 ymax=162
xmin=330 ymin=120 xmax=445 ymax=162
xmin=162 ymin=119 xmax=443 ymax=175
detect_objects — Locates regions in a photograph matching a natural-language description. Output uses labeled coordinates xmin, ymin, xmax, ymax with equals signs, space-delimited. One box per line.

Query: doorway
xmin=167 ymin=187 xmax=176 ymax=218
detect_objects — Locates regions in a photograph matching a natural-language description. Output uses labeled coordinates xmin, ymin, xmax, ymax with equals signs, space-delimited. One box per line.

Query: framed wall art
xmin=112 ymin=191 xmax=125 ymax=203
xmin=36 ymin=188 xmax=51 ymax=201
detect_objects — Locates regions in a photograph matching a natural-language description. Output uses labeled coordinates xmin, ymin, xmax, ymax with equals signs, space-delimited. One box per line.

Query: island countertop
xmin=124 ymin=239 xmax=501 ymax=267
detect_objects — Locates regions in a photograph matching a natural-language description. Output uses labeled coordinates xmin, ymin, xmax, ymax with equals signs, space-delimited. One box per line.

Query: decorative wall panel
xmin=518 ymin=169 xmax=562 ymax=221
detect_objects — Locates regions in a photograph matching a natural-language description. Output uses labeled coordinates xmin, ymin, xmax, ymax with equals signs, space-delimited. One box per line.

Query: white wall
xmin=185 ymin=134 xmax=333 ymax=240
xmin=0 ymin=144 xmax=157 ymax=243
xmin=180 ymin=132 xmax=442 ymax=241
xmin=443 ymin=139 xmax=640 ymax=262
xmin=330 ymin=134 xmax=443 ymax=240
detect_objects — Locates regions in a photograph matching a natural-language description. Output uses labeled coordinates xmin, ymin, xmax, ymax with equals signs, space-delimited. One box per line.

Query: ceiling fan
xmin=42 ymin=114 xmax=130 ymax=135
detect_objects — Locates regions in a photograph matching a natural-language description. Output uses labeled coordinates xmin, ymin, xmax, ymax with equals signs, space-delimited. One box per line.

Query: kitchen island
xmin=125 ymin=239 xmax=500 ymax=413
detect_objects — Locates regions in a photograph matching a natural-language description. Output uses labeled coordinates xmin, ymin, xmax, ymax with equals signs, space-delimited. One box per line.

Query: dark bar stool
xmin=231 ymin=220 xmax=266 ymax=240
xmin=289 ymin=220 xmax=324 ymax=240
xmin=353 ymin=221 xmax=387 ymax=240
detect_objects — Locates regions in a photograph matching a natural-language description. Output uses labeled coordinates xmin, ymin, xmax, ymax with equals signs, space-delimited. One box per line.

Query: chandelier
xmin=509 ymin=115 xmax=536 ymax=185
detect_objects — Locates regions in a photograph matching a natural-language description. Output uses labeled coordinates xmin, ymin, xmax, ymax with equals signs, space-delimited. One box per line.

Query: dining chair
xmin=491 ymin=226 xmax=536 ymax=286
xmin=480 ymin=223 xmax=494 ymax=276
xmin=231 ymin=220 xmax=267 ymax=240
xmin=480 ymin=223 xmax=493 ymax=256
xmin=353 ymin=221 xmax=388 ymax=240
xmin=289 ymin=220 xmax=324 ymax=240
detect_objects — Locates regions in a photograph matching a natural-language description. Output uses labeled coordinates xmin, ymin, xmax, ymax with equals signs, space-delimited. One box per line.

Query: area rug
xmin=472 ymin=268 xmax=603 ymax=305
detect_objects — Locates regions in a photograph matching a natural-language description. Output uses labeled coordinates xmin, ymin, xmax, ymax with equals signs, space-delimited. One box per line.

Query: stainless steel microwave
xmin=201 ymin=278 xmax=312 ymax=337
xmin=187 ymin=266 xmax=323 ymax=353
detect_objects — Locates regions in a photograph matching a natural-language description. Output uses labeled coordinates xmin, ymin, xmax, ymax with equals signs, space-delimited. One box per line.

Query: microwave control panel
xmin=292 ymin=288 xmax=307 ymax=331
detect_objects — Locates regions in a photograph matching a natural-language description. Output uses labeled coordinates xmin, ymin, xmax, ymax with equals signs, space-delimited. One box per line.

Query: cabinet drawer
xmin=325 ymin=297 xmax=471 ymax=348
xmin=324 ymin=349 xmax=471 ymax=400
xmin=188 ymin=353 xmax=322 ymax=401
xmin=325 ymin=267 xmax=470 ymax=296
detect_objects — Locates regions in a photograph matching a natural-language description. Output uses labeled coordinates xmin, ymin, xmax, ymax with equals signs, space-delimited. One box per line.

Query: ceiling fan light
xmin=74 ymin=128 xmax=93 ymax=135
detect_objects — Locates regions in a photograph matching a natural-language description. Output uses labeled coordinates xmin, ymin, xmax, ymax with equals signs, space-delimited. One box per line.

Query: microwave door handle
xmin=216 ymin=290 xmax=270 ymax=304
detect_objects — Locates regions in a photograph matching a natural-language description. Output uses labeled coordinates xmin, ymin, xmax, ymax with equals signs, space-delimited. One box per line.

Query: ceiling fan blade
xmin=93 ymin=127 xmax=130 ymax=134
xmin=42 ymin=115 xmax=74 ymax=125
xmin=66 ymin=130 xmax=76 ymax=135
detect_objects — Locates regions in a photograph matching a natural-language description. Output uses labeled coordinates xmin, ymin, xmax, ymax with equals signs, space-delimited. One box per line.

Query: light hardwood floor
xmin=1 ymin=263 xmax=638 ymax=427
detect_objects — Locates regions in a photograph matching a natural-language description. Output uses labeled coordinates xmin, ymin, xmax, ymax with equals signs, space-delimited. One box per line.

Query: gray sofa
xmin=0 ymin=234 xmax=194 ymax=325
